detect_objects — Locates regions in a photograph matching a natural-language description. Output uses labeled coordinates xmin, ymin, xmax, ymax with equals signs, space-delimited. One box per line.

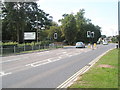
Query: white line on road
xmin=0 ymin=71 xmax=12 ymax=77
xmin=62 ymin=52 xmax=67 ymax=53
xmin=58 ymin=57 xmax=62 ymax=59
xmin=1 ymin=57 xmax=28 ymax=63
xmin=25 ymin=49 xmax=89 ymax=68
xmin=47 ymin=59 xmax=52 ymax=62
xmin=25 ymin=59 xmax=48 ymax=67
xmin=25 ymin=57 xmax=62 ymax=67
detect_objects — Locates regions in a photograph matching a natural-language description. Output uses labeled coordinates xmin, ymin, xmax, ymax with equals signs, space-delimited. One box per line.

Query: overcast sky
xmin=37 ymin=0 xmax=118 ymax=36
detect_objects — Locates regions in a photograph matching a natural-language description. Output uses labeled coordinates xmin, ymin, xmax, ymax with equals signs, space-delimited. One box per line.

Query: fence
xmin=1 ymin=44 xmax=63 ymax=56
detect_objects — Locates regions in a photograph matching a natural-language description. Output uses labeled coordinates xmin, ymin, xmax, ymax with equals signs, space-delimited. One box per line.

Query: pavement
xmin=1 ymin=43 xmax=116 ymax=88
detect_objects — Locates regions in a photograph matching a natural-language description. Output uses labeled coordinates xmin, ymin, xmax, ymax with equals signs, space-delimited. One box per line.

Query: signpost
xmin=87 ymin=31 xmax=95 ymax=49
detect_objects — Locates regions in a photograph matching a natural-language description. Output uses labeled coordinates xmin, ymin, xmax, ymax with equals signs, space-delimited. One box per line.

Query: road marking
xmin=62 ymin=52 xmax=67 ymax=53
xmin=32 ymin=62 xmax=50 ymax=67
xmin=0 ymin=71 xmax=12 ymax=77
xmin=47 ymin=59 xmax=52 ymax=62
xmin=46 ymin=51 xmax=50 ymax=52
xmin=68 ymin=55 xmax=73 ymax=57
xmin=25 ymin=57 xmax=62 ymax=67
xmin=1 ymin=57 xmax=28 ymax=63
xmin=25 ymin=49 xmax=89 ymax=68
xmin=25 ymin=59 xmax=48 ymax=66
xmin=58 ymin=57 xmax=62 ymax=59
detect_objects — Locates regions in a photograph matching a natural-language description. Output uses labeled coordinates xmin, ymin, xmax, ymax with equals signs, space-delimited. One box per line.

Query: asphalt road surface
xmin=1 ymin=43 xmax=115 ymax=88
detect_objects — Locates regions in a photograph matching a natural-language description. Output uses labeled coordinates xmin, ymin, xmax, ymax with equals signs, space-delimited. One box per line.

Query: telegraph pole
xmin=35 ymin=14 xmax=39 ymax=43
xmin=118 ymin=0 xmax=120 ymax=48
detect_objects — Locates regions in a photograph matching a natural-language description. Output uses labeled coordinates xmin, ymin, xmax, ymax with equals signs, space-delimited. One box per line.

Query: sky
xmin=37 ymin=0 xmax=118 ymax=36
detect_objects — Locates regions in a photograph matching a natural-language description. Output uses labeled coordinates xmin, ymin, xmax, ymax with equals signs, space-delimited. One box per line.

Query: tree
xmin=46 ymin=26 xmax=63 ymax=42
xmin=75 ymin=9 xmax=90 ymax=42
xmin=59 ymin=9 xmax=101 ymax=44
xmin=75 ymin=9 xmax=101 ymax=43
xmin=60 ymin=14 xmax=77 ymax=45
xmin=2 ymin=2 xmax=52 ymax=43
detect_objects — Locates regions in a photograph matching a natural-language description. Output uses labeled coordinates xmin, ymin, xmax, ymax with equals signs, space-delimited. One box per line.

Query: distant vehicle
xmin=103 ymin=41 xmax=108 ymax=45
xmin=76 ymin=42 xmax=85 ymax=48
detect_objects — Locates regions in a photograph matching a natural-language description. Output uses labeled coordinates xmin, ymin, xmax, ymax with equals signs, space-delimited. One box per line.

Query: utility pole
xmin=16 ymin=2 xmax=19 ymax=43
xmin=36 ymin=14 xmax=39 ymax=43
xmin=118 ymin=0 xmax=120 ymax=48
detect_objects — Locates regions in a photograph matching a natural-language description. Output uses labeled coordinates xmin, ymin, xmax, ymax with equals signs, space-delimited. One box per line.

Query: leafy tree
xmin=2 ymin=2 xmax=52 ymax=43
xmin=75 ymin=9 xmax=90 ymax=42
xmin=46 ymin=26 xmax=63 ymax=42
xmin=60 ymin=14 xmax=77 ymax=45
xmin=75 ymin=9 xmax=101 ymax=43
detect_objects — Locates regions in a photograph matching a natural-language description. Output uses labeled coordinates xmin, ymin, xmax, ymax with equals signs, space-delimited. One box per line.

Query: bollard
xmin=94 ymin=43 xmax=96 ymax=48
xmin=88 ymin=43 xmax=91 ymax=48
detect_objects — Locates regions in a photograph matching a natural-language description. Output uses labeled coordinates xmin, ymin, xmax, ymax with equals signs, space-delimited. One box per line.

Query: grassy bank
xmin=70 ymin=49 xmax=118 ymax=88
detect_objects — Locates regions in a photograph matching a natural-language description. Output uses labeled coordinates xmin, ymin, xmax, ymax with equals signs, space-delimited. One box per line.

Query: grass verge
xmin=70 ymin=49 xmax=118 ymax=88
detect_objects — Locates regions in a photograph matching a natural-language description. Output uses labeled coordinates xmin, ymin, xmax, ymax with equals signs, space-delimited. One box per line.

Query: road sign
xmin=91 ymin=32 xmax=94 ymax=38
xmin=54 ymin=33 xmax=57 ymax=39
xmin=87 ymin=31 xmax=91 ymax=38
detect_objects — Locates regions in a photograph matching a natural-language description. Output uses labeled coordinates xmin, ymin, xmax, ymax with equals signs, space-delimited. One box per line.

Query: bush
xmin=2 ymin=42 xmax=18 ymax=46
xmin=2 ymin=41 xmax=52 ymax=47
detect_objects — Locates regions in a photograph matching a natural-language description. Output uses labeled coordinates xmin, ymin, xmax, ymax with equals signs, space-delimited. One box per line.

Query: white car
xmin=76 ymin=42 xmax=85 ymax=48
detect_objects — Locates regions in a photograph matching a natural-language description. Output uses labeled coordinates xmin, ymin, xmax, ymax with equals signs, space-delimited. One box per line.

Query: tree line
xmin=1 ymin=2 xmax=101 ymax=45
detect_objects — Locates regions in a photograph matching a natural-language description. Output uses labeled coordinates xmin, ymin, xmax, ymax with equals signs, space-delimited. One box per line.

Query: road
xmin=1 ymin=43 xmax=115 ymax=88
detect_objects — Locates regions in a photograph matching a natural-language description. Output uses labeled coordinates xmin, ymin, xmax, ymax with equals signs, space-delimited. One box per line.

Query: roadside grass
xmin=70 ymin=49 xmax=118 ymax=88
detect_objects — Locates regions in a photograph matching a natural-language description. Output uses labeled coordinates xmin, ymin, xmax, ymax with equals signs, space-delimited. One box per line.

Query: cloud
xmin=37 ymin=0 xmax=117 ymax=3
